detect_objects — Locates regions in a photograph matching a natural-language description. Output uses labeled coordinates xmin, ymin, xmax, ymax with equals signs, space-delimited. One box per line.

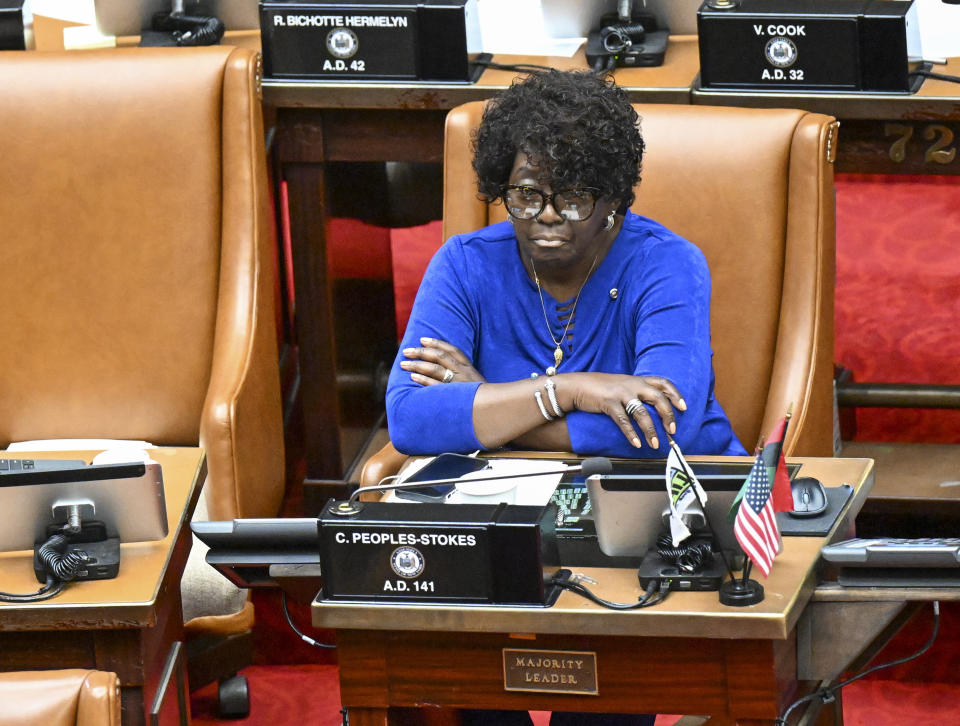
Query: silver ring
xmin=624 ymin=398 xmax=644 ymax=417
xmin=442 ymin=368 xmax=454 ymax=383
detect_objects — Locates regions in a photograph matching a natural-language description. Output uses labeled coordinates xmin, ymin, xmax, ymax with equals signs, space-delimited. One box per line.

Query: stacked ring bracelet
xmin=534 ymin=380 xmax=565 ymax=422
xmin=534 ymin=390 xmax=554 ymax=421
xmin=544 ymin=379 xmax=564 ymax=418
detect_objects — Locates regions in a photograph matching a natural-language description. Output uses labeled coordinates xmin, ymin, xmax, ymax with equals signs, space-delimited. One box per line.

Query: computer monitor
xmin=0 ymin=462 xmax=167 ymax=552
xmin=93 ymin=0 xmax=258 ymax=37
xmin=585 ymin=460 xmax=798 ymax=558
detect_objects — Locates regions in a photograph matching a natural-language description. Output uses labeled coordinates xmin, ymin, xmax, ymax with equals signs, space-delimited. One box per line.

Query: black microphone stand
xmin=719 ymin=556 xmax=764 ymax=606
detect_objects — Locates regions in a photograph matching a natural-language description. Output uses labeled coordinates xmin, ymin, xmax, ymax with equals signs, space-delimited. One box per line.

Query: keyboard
xmin=0 ymin=458 xmax=88 ymax=474
xmin=549 ymin=483 xmax=595 ymax=536
xmin=821 ymin=537 xmax=960 ymax=568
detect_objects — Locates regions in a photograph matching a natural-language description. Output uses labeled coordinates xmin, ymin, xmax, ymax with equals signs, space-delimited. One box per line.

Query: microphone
xmin=341 ymin=456 xmax=614 ymax=509
xmin=580 ymin=456 xmax=614 ymax=478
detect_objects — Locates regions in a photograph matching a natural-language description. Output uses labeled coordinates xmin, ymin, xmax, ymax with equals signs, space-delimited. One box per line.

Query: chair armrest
xmin=184 ymin=598 xmax=255 ymax=639
xmin=78 ymin=671 xmax=121 ymax=726
xmin=0 ymin=670 xmax=120 ymax=726
xmin=359 ymin=441 xmax=409 ymax=489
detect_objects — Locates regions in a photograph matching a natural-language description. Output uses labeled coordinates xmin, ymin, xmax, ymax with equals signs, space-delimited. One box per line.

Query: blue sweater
xmin=386 ymin=211 xmax=746 ymax=458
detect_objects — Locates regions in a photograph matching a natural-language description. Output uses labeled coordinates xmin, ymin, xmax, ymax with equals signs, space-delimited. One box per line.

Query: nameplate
xmin=502 ymin=648 xmax=598 ymax=695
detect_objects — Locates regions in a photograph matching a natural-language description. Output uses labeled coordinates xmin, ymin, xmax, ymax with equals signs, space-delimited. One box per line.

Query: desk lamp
xmin=140 ymin=0 xmax=224 ymax=46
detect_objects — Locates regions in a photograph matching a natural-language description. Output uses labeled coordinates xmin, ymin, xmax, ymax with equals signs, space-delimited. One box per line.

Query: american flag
xmin=733 ymin=457 xmax=781 ymax=577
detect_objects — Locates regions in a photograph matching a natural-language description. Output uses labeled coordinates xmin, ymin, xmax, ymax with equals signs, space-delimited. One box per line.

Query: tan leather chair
xmin=0 ymin=47 xmax=284 ymax=714
xmin=0 ymin=670 xmax=121 ymax=726
xmin=362 ymin=101 xmax=837 ymax=486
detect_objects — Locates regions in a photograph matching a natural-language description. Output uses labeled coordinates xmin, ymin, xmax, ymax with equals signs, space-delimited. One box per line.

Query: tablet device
xmin=586 ymin=459 xmax=798 ymax=558
xmin=395 ymin=453 xmax=489 ymax=503
xmin=0 ymin=461 xmax=167 ymax=552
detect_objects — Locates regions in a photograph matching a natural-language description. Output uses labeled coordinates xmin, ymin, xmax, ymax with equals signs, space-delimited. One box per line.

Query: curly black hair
xmin=472 ymin=70 xmax=644 ymax=213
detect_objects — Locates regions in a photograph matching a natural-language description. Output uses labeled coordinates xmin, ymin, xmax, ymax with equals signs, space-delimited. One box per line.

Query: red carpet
xmin=190 ymin=665 xmax=342 ymax=726
xmin=189 ymin=668 xmax=960 ymax=725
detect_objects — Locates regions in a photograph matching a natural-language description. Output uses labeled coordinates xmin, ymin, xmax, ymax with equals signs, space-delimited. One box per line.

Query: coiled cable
xmin=37 ymin=534 xmax=89 ymax=582
xmin=655 ymin=532 xmax=714 ymax=574
xmin=600 ymin=23 xmax=646 ymax=53
xmin=0 ymin=532 xmax=88 ymax=603
xmin=151 ymin=11 xmax=225 ymax=46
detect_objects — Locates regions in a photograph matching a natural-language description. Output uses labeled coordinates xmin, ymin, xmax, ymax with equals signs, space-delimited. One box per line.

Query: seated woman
xmin=387 ymin=69 xmax=746 ymax=462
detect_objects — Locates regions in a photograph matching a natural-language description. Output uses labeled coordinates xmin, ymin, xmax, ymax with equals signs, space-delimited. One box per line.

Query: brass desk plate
xmin=503 ymin=648 xmax=598 ymax=695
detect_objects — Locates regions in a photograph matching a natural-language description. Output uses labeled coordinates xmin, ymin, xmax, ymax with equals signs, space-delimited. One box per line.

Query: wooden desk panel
xmin=0 ymin=448 xmax=205 ymax=726
xmin=336 ymin=629 xmax=788 ymax=720
xmin=692 ymin=57 xmax=960 ymax=120
xmin=263 ymin=36 xmax=700 ymax=110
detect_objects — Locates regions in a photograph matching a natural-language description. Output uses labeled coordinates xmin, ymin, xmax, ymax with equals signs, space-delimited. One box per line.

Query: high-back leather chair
xmin=0 ymin=47 xmax=284 ymax=713
xmin=0 ymin=670 xmax=121 ymax=726
xmin=362 ymin=101 xmax=837 ymax=485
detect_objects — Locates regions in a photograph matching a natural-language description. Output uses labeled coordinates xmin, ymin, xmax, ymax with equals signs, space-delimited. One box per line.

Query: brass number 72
xmin=885 ymin=122 xmax=957 ymax=164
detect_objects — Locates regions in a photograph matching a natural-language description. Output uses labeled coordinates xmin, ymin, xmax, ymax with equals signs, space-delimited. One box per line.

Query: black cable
xmin=910 ymin=69 xmax=960 ymax=85
xmin=0 ymin=574 xmax=65 ymax=603
xmin=38 ymin=534 xmax=89 ymax=581
xmin=775 ymin=600 xmax=941 ymax=725
xmin=151 ymin=11 xmax=225 ymax=46
xmin=472 ymin=59 xmax=562 ymax=74
xmin=655 ymin=533 xmax=714 ymax=574
xmin=0 ymin=532 xmax=88 ymax=603
xmin=591 ymin=55 xmax=616 ymax=74
xmin=547 ymin=576 xmax=669 ymax=610
xmin=280 ymin=591 xmax=337 ymax=649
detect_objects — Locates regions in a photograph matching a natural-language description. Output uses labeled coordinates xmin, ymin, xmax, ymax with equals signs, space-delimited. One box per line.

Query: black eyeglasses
xmin=501 ymin=185 xmax=600 ymax=222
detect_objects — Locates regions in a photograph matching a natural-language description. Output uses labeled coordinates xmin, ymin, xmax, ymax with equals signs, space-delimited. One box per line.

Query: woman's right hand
xmin=555 ymin=373 xmax=686 ymax=450
xmin=399 ymin=337 xmax=485 ymax=386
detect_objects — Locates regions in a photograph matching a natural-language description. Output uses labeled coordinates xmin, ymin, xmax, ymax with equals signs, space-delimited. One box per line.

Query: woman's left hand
xmin=400 ymin=337 xmax=485 ymax=386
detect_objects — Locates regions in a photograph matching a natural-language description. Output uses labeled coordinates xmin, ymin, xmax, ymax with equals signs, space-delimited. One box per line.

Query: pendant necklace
xmin=530 ymin=255 xmax=598 ymax=377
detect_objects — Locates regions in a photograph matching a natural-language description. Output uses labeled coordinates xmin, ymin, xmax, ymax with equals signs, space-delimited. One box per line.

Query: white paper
xmin=7 ymin=439 xmax=157 ymax=467
xmin=7 ymin=438 xmax=155 ymax=452
xmin=478 ymin=0 xmax=585 ymax=56
xmin=916 ymin=0 xmax=960 ymax=60
xmin=447 ymin=458 xmax=566 ymax=506
xmin=28 ymin=0 xmax=96 ymax=25
xmin=63 ymin=24 xmax=116 ymax=49
xmin=389 ymin=457 xmax=566 ymax=507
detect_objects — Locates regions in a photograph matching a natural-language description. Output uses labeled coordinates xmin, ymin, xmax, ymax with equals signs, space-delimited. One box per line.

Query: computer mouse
xmin=788 ymin=477 xmax=828 ymax=518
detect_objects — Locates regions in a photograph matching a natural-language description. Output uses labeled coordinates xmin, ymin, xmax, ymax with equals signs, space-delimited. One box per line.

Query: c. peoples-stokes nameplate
xmin=317 ymin=499 xmax=563 ymax=605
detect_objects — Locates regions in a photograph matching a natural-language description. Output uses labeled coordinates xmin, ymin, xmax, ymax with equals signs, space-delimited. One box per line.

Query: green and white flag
xmin=666 ymin=441 xmax=708 ymax=546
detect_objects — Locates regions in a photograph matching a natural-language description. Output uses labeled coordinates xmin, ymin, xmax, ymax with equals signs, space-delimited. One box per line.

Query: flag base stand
xmin=719 ymin=577 xmax=764 ymax=606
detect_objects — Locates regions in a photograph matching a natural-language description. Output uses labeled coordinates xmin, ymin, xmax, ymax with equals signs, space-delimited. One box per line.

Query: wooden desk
xmin=312 ymin=457 xmax=872 ymax=726
xmin=834 ymin=441 xmax=960 ymax=539
xmin=0 ymin=448 xmax=206 ymax=726
xmin=265 ymin=42 xmax=960 ymax=481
